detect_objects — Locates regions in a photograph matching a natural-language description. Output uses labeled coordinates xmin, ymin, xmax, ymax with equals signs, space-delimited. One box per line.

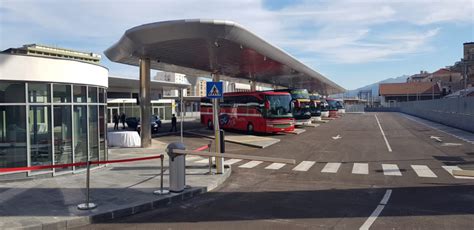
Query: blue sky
xmin=0 ymin=0 xmax=472 ymax=90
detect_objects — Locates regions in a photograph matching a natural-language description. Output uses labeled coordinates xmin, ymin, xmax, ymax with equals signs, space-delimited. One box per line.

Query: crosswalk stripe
xmin=292 ymin=161 xmax=315 ymax=171
xmin=186 ymin=156 xmax=202 ymax=161
xmin=382 ymin=164 xmax=402 ymax=176
xmin=411 ymin=165 xmax=437 ymax=178
xmin=442 ymin=165 xmax=474 ymax=180
xmin=195 ymin=158 xmax=212 ymax=164
xmin=321 ymin=162 xmax=341 ymax=173
xmin=223 ymin=159 xmax=242 ymax=165
xmin=239 ymin=161 xmax=263 ymax=168
xmin=265 ymin=163 xmax=286 ymax=170
xmin=352 ymin=163 xmax=369 ymax=175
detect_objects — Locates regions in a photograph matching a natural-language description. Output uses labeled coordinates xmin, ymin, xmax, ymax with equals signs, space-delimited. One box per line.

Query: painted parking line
xmin=382 ymin=164 xmax=402 ymax=176
xmin=352 ymin=163 xmax=369 ymax=175
xmin=359 ymin=189 xmax=392 ymax=230
xmin=321 ymin=162 xmax=341 ymax=173
xmin=265 ymin=163 xmax=286 ymax=170
xmin=411 ymin=165 xmax=437 ymax=178
xmin=442 ymin=165 xmax=474 ymax=180
xmin=292 ymin=161 xmax=316 ymax=172
xmin=239 ymin=161 xmax=263 ymax=168
xmin=375 ymin=114 xmax=393 ymax=152
xmin=224 ymin=159 xmax=242 ymax=165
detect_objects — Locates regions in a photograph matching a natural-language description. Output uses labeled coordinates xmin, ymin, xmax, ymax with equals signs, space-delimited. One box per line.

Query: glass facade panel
xmin=88 ymin=87 xmax=97 ymax=103
xmin=99 ymin=105 xmax=106 ymax=161
xmin=0 ymin=106 xmax=27 ymax=168
xmin=0 ymin=82 xmax=25 ymax=103
xmin=88 ymin=105 xmax=99 ymax=161
xmin=29 ymin=83 xmax=51 ymax=103
xmin=0 ymin=81 xmax=107 ymax=178
xmin=29 ymin=105 xmax=52 ymax=168
xmin=53 ymin=105 xmax=72 ymax=172
xmin=73 ymin=85 xmax=86 ymax=103
xmin=53 ymin=84 xmax=71 ymax=103
xmin=73 ymin=105 xmax=88 ymax=167
xmin=99 ymin=88 xmax=105 ymax=103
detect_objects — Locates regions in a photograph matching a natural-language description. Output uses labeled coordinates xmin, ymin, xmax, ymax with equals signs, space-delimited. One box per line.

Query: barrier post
xmin=77 ymin=161 xmax=97 ymax=210
xmin=154 ymin=154 xmax=169 ymax=195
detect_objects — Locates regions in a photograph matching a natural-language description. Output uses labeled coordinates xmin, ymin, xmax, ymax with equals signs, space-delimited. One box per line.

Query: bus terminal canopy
xmin=105 ymin=19 xmax=345 ymax=95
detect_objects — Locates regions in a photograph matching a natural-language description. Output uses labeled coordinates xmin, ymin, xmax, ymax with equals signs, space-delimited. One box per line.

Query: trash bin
xmin=166 ymin=142 xmax=186 ymax=193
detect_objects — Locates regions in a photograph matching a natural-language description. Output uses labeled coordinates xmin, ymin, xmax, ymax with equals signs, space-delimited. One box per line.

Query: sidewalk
xmin=0 ymin=139 xmax=231 ymax=229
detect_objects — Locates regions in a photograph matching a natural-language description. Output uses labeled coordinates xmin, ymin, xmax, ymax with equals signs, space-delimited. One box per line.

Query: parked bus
xmin=320 ymin=99 xmax=329 ymax=118
xmin=200 ymin=91 xmax=295 ymax=134
xmin=309 ymin=94 xmax=322 ymax=117
xmin=335 ymin=99 xmax=346 ymax=114
xmin=325 ymin=98 xmax=340 ymax=117
xmin=273 ymin=89 xmax=312 ymax=124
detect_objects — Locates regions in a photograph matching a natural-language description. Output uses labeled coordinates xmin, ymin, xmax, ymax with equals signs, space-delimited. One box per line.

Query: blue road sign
xmin=206 ymin=81 xmax=223 ymax=99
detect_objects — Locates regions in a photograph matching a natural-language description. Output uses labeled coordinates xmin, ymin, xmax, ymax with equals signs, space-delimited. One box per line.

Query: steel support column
xmin=213 ymin=74 xmax=224 ymax=174
xmin=139 ymin=58 xmax=152 ymax=148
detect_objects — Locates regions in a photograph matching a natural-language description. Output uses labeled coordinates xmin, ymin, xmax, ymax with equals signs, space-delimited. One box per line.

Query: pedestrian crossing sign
xmin=206 ymin=81 xmax=223 ymax=99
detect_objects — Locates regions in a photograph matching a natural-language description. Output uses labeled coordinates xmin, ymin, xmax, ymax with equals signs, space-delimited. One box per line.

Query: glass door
xmin=107 ymin=107 xmax=119 ymax=124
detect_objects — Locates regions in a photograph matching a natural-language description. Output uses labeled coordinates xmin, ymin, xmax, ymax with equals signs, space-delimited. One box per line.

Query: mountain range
xmin=331 ymin=75 xmax=409 ymax=98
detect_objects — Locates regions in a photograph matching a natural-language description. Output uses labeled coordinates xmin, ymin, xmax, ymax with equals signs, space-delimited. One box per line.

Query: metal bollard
xmin=207 ymin=141 xmax=214 ymax=175
xmin=77 ymin=161 xmax=97 ymax=210
xmin=154 ymin=154 xmax=170 ymax=195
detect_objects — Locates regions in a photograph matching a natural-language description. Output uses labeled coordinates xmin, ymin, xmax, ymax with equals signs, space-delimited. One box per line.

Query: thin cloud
xmin=0 ymin=0 xmax=471 ymax=67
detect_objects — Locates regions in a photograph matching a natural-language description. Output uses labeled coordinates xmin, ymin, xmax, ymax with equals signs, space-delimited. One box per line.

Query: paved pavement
xmin=75 ymin=112 xmax=474 ymax=229
xmin=0 ymin=139 xmax=231 ymax=230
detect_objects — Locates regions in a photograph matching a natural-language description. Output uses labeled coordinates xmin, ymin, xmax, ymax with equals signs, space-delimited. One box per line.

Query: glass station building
xmin=0 ymin=48 xmax=108 ymax=180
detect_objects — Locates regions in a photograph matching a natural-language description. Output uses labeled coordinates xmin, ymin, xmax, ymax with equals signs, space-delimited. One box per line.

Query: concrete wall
xmin=398 ymin=97 xmax=474 ymax=132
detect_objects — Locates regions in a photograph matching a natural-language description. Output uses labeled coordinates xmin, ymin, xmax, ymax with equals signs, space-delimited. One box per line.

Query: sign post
xmin=206 ymin=79 xmax=224 ymax=174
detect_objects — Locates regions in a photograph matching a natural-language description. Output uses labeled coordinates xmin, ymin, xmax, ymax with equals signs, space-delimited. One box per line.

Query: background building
xmin=0 ymin=50 xmax=108 ymax=180
xmin=2 ymin=44 xmax=101 ymax=64
xmin=379 ymin=82 xmax=441 ymax=107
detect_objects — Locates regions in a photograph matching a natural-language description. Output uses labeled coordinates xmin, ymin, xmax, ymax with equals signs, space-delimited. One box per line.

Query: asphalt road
xmin=77 ymin=112 xmax=474 ymax=230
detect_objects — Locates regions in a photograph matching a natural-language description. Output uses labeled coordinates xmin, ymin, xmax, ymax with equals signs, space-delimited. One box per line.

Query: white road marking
xmin=430 ymin=136 xmax=443 ymax=142
xmin=239 ymin=161 xmax=263 ymax=168
xmin=186 ymin=156 xmax=202 ymax=161
xmin=332 ymin=135 xmax=342 ymax=140
xmin=195 ymin=158 xmax=212 ymax=164
xmin=442 ymin=165 xmax=474 ymax=180
xmin=380 ymin=189 xmax=392 ymax=205
xmin=382 ymin=164 xmax=402 ymax=176
xmin=265 ymin=163 xmax=286 ymax=170
xmin=375 ymin=114 xmax=393 ymax=152
xmin=411 ymin=165 xmax=437 ymax=178
xmin=359 ymin=189 xmax=392 ymax=230
xmin=441 ymin=143 xmax=462 ymax=146
xmin=292 ymin=161 xmax=316 ymax=171
xmin=352 ymin=163 xmax=369 ymax=175
xmin=223 ymin=159 xmax=242 ymax=165
xmin=321 ymin=162 xmax=341 ymax=173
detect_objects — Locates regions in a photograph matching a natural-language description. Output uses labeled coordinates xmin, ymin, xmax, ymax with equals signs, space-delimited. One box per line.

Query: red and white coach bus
xmin=200 ymin=91 xmax=295 ymax=134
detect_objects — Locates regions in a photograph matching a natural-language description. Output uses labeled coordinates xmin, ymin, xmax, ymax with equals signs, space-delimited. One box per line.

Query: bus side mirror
xmin=265 ymin=100 xmax=270 ymax=109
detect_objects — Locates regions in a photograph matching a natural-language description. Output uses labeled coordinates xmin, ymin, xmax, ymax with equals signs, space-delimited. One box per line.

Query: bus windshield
xmin=265 ymin=95 xmax=292 ymax=118
xmin=289 ymin=89 xmax=309 ymax=99
xmin=327 ymin=100 xmax=338 ymax=110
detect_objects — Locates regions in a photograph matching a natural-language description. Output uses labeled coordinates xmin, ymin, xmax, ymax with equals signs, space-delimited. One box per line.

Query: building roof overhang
xmin=108 ymin=75 xmax=190 ymax=91
xmin=105 ymin=19 xmax=345 ymax=95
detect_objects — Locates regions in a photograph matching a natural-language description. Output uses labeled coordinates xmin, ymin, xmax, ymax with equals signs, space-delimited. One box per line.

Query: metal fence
xmin=398 ymin=97 xmax=474 ymax=132
xmin=345 ymin=104 xmax=366 ymax=113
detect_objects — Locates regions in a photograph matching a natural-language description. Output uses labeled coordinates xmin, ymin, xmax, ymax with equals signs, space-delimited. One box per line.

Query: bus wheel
xmin=207 ymin=120 xmax=213 ymax=130
xmin=247 ymin=123 xmax=254 ymax=134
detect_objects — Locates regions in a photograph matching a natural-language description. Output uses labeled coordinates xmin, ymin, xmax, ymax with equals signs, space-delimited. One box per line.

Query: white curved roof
xmin=0 ymin=53 xmax=108 ymax=87
xmin=105 ymin=19 xmax=344 ymax=95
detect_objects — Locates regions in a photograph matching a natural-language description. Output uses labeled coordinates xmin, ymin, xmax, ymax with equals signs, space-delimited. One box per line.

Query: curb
xmin=15 ymin=168 xmax=232 ymax=230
